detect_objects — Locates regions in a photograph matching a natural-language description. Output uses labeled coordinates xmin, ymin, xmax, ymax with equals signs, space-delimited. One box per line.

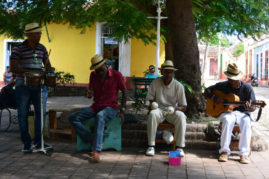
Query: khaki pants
xmin=147 ymin=108 xmax=186 ymax=147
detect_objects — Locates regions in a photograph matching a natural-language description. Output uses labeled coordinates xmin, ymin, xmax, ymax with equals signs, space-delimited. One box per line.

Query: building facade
xmin=0 ymin=22 xmax=165 ymax=85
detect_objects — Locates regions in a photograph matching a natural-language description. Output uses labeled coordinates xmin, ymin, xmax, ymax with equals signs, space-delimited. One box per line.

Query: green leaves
xmin=0 ymin=0 xmax=156 ymax=44
xmin=195 ymin=0 xmax=269 ymax=39
xmin=0 ymin=0 xmax=268 ymax=44
xmin=177 ymin=79 xmax=194 ymax=94
xmin=55 ymin=71 xmax=75 ymax=86
xmin=232 ymin=43 xmax=244 ymax=57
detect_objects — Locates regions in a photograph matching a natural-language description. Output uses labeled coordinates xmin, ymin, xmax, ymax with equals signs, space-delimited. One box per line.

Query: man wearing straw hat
xmin=204 ymin=63 xmax=256 ymax=164
xmin=69 ymin=54 xmax=126 ymax=163
xmin=10 ymin=22 xmax=53 ymax=153
xmin=145 ymin=60 xmax=187 ymax=157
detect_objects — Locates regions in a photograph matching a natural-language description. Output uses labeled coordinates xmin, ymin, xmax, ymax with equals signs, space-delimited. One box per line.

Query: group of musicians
xmin=9 ymin=22 xmax=256 ymax=164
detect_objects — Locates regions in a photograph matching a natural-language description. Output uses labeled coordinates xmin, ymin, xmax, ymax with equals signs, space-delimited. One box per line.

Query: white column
xmin=119 ymin=39 xmax=131 ymax=76
xmin=263 ymin=49 xmax=265 ymax=79
xmin=155 ymin=5 xmax=161 ymax=75
xmin=95 ymin=22 xmax=105 ymax=55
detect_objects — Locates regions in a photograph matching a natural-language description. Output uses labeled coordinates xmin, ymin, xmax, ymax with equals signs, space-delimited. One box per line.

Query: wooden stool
xmin=49 ymin=109 xmax=76 ymax=141
xmin=156 ymin=122 xmax=176 ymax=150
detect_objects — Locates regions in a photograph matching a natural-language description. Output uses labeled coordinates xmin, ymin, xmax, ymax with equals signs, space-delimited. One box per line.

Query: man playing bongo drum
xmin=10 ymin=22 xmax=53 ymax=153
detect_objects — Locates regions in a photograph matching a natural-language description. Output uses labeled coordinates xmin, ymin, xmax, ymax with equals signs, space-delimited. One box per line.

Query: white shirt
xmin=146 ymin=77 xmax=187 ymax=109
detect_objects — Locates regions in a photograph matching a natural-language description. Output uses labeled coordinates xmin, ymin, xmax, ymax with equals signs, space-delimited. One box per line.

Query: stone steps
xmin=122 ymin=130 xmax=206 ymax=141
xmin=123 ymin=122 xmax=208 ymax=132
xmin=122 ymin=122 xmax=268 ymax=151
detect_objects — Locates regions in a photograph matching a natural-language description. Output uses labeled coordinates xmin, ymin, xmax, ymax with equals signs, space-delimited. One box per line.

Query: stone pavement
xmin=0 ymin=131 xmax=269 ymax=179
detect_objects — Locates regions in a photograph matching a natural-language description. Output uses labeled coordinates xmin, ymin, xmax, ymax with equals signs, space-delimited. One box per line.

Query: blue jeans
xmin=69 ymin=107 xmax=118 ymax=151
xmin=15 ymin=79 xmax=48 ymax=149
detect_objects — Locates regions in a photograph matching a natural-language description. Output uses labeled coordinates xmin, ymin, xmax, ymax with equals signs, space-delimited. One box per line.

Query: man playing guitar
xmin=204 ymin=63 xmax=256 ymax=164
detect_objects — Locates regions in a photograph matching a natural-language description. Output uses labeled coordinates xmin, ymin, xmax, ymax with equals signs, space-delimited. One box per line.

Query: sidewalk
xmin=0 ymin=131 xmax=269 ymax=179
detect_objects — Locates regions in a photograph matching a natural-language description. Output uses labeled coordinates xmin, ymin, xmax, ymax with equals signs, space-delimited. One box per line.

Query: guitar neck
xmin=224 ymin=101 xmax=262 ymax=106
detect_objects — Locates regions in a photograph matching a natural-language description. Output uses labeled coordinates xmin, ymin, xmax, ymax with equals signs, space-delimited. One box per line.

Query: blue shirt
xmin=146 ymin=73 xmax=161 ymax=79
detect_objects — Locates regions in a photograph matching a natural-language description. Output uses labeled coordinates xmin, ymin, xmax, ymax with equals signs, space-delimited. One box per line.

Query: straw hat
xmin=224 ymin=63 xmax=243 ymax=80
xmin=160 ymin=60 xmax=177 ymax=71
xmin=24 ymin=23 xmax=42 ymax=33
xmin=90 ymin=54 xmax=106 ymax=70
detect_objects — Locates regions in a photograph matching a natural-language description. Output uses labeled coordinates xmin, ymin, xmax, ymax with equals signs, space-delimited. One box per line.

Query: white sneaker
xmin=146 ymin=147 xmax=155 ymax=156
xmin=176 ymin=148 xmax=185 ymax=157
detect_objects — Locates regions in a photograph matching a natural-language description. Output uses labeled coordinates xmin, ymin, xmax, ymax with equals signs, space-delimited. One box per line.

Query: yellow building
xmin=0 ymin=23 xmax=165 ymax=85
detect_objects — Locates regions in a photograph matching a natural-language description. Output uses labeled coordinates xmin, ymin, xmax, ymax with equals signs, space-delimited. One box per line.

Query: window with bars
xmin=101 ymin=25 xmax=119 ymax=70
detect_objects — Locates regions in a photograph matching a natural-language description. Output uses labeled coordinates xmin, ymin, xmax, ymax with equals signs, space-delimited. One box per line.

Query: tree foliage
xmin=0 ymin=0 xmax=268 ymax=43
xmin=195 ymin=0 xmax=269 ymax=40
xmin=198 ymin=33 xmax=232 ymax=47
xmin=0 ymin=0 xmax=156 ymax=44
xmin=232 ymin=43 xmax=244 ymax=57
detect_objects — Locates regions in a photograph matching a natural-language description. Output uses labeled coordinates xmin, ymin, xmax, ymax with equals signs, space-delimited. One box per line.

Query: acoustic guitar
xmin=206 ymin=90 xmax=266 ymax=118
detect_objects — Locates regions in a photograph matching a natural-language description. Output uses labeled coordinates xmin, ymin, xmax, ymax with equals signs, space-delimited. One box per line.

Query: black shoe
xmin=33 ymin=143 xmax=53 ymax=152
xmin=21 ymin=146 xmax=32 ymax=153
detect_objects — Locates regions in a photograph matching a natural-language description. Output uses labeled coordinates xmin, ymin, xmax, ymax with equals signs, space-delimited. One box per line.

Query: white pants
xmin=219 ymin=111 xmax=252 ymax=156
xmin=147 ymin=108 xmax=186 ymax=147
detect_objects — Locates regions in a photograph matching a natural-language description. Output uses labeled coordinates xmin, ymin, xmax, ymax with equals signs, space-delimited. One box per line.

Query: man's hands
xmin=86 ymin=89 xmax=93 ymax=98
xmin=174 ymin=106 xmax=186 ymax=112
xmin=212 ymin=95 xmax=223 ymax=104
xmin=244 ymin=100 xmax=255 ymax=112
xmin=117 ymin=106 xmax=126 ymax=125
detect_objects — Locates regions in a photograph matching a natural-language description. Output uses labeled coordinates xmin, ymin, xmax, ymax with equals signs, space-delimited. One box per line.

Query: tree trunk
xmin=166 ymin=0 xmax=205 ymax=118
xmin=165 ymin=32 xmax=174 ymax=60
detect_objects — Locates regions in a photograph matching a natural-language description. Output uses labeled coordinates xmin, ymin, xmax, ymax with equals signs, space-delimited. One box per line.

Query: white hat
xmin=224 ymin=63 xmax=243 ymax=80
xmin=24 ymin=23 xmax=42 ymax=33
xmin=90 ymin=54 xmax=106 ymax=70
xmin=161 ymin=60 xmax=178 ymax=71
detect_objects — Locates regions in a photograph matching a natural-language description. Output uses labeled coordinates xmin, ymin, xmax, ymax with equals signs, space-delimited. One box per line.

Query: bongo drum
xmin=24 ymin=72 xmax=43 ymax=86
xmin=45 ymin=73 xmax=56 ymax=87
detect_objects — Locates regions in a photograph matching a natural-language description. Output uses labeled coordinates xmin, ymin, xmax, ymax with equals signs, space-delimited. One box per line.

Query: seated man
xmin=204 ymin=63 xmax=255 ymax=164
xmin=146 ymin=65 xmax=161 ymax=79
xmin=69 ymin=54 xmax=126 ymax=163
xmin=145 ymin=60 xmax=187 ymax=157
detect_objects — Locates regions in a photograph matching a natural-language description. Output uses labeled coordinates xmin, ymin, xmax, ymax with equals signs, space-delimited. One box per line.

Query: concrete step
xmin=123 ymin=122 xmax=207 ymax=132
xmin=122 ymin=122 xmax=268 ymax=152
xmin=122 ymin=130 xmax=206 ymax=141
xmin=122 ymin=138 xmax=217 ymax=150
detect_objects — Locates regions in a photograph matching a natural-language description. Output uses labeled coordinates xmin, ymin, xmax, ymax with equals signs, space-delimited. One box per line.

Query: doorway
xmin=3 ymin=39 xmax=23 ymax=74
xmin=95 ymin=22 xmax=131 ymax=76
xmin=102 ymin=26 xmax=119 ymax=70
